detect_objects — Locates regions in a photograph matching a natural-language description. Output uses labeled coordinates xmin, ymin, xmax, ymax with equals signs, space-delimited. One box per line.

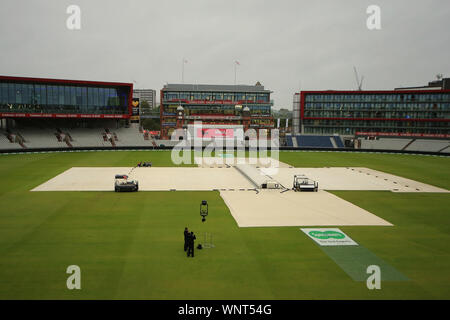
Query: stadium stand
xmin=296 ymin=135 xmax=334 ymax=148
xmin=286 ymin=136 xmax=293 ymax=147
xmin=14 ymin=128 xmax=66 ymax=149
xmin=1 ymin=130 xmax=27 ymax=149
xmin=358 ymin=138 xmax=450 ymax=153
xmin=102 ymin=129 xmax=117 ymax=147
xmin=332 ymin=136 xmax=345 ymax=148
xmin=54 ymin=128 xmax=74 ymax=148
xmin=291 ymin=136 xmax=298 ymax=147
xmin=404 ymin=139 xmax=450 ymax=153
xmin=0 ymin=120 xmax=448 ymax=153
xmin=67 ymin=128 xmax=112 ymax=147
xmin=284 ymin=135 xmax=345 ymax=149
xmin=0 ymin=131 xmax=17 ymax=149
xmin=360 ymin=138 xmax=413 ymax=151
xmin=113 ymin=127 xmax=154 ymax=147
xmin=0 ymin=123 xmax=181 ymax=150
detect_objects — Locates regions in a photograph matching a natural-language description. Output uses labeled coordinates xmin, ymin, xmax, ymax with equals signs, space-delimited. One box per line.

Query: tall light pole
xmin=234 ymin=60 xmax=240 ymax=85
xmin=182 ymin=58 xmax=188 ymax=83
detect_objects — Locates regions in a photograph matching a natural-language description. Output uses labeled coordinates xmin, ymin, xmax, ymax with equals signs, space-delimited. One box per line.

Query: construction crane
xmin=353 ymin=67 xmax=364 ymax=91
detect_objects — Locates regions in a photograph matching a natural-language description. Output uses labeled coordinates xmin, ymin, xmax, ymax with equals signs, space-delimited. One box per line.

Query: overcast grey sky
xmin=0 ymin=0 xmax=449 ymax=109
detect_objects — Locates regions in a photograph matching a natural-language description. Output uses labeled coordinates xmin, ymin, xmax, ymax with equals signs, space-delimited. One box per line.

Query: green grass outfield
xmin=0 ymin=150 xmax=449 ymax=299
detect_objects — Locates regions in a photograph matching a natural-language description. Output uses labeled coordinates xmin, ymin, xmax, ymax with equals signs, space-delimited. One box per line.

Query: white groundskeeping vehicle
xmin=114 ymin=174 xmax=139 ymax=192
xmin=293 ymin=175 xmax=318 ymax=192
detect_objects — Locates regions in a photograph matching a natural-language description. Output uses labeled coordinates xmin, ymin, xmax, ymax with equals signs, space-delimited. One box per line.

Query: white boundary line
xmin=0 ymin=149 xmax=169 ymax=156
xmin=282 ymin=150 xmax=449 ymax=157
xmin=0 ymin=149 xmax=448 ymax=158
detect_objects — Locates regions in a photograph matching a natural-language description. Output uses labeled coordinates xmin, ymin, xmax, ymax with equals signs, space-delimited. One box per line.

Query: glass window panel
xmin=201 ymin=92 xmax=210 ymax=100
xmin=213 ymin=92 xmax=223 ymax=100
xmin=45 ymin=86 xmax=52 ymax=105
xmin=41 ymin=85 xmax=47 ymax=105
xmin=82 ymin=87 xmax=87 ymax=109
xmin=108 ymin=88 xmax=116 ymax=107
xmin=107 ymin=88 xmax=113 ymax=106
xmin=101 ymin=88 xmax=106 ymax=107
xmin=1 ymin=83 xmax=8 ymax=103
xmin=54 ymin=86 xmax=59 ymax=105
xmin=236 ymin=93 xmax=245 ymax=100
xmin=167 ymin=92 xmax=178 ymax=100
xmin=14 ymin=83 xmax=22 ymax=104
xmin=0 ymin=84 xmax=5 ymax=104
xmin=24 ymin=84 xmax=31 ymax=104
xmin=34 ymin=85 xmax=40 ymax=104
xmin=112 ymin=88 xmax=117 ymax=106
xmin=47 ymin=86 xmax=52 ymax=105
xmin=21 ymin=84 xmax=28 ymax=105
xmin=30 ymin=84 xmax=35 ymax=105
xmin=70 ymin=87 xmax=76 ymax=106
xmin=92 ymin=87 xmax=99 ymax=107
xmin=179 ymin=92 xmax=188 ymax=100
xmin=75 ymin=87 xmax=82 ymax=105
xmin=224 ymin=93 xmax=234 ymax=101
xmin=99 ymin=88 xmax=105 ymax=107
xmin=8 ymin=83 xmax=14 ymax=104
xmin=109 ymin=88 xmax=116 ymax=107
xmin=246 ymin=93 xmax=255 ymax=101
xmin=48 ymin=86 xmax=53 ymax=105
xmin=112 ymin=88 xmax=118 ymax=106
xmin=88 ymin=87 xmax=94 ymax=107
xmin=59 ymin=86 xmax=65 ymax=105
xmin=65 ymin=86 xmax=71 ymax=106
xmin=119 ymin=90 xmax=127 ymax=108
xmin=9 ymin=83 xmax=15 ymax=104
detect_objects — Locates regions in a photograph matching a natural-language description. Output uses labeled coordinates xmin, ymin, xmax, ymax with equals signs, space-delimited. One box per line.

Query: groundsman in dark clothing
xmin=187 ymin=231 xmax=196 ymax=257
xmin=184 ymin=227 xmax=189 ymax=252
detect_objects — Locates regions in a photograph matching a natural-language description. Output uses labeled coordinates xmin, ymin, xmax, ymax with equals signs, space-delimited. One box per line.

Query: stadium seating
xmin=288 ymin=135 xmax=345 ymax=149
xmin=296 ymin=135 xmax=334 ymax=148
xmin=60 ymin=128 xmax=107 ymax=147
xmin=16 ymin=128 xmax=66 ymax=149
xmin=0 ymin=127 xmax=448 ymax=154
xmin=405 ymin=139 xmax=450 ymax=153
xmin=360 ymin=138 xmax=413 ymax=150
xmin=0 ymin=125 xmax=181 ymax=150
xmin=0 ymin=130 xmax=27 ymax=149
xmin=0 ymin=132 xmax=15 ymax=149
xmin=359 ymin=138 xmax=450 ymax=153
xmin=332 ymin=136 xmax=345 ymax=148
xmin=286 ymin=136 xmax=293 ymax=147
xmin=113 ymin=127 xmax=155 ymax=147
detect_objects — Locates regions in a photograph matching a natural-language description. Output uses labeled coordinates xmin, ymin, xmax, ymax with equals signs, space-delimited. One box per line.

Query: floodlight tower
xmin=353 ymin=67 xmax=364 ymax=91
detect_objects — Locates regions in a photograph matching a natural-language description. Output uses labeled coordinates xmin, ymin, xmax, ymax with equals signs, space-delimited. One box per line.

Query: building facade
xmin=160 ymin=83 xmax=274 ymax=139
xmin=0 ymin=75 xmax=133 ymax=120
xmin=292 ymin=93 xmax=301 ymax=134
xmin=133 ymin=89 xmax=156 ymax=111
xmin=395 ymin=77 xmax=450 ymax=91
xmin=295 ymin=90 xmax=450 ymax=136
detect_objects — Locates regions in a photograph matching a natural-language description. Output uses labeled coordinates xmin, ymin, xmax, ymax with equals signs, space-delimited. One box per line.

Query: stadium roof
xmin=0 ymin=75 xmax=133 ymax=87
xmin=162 ymin=83 xmax=271 ymax=93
